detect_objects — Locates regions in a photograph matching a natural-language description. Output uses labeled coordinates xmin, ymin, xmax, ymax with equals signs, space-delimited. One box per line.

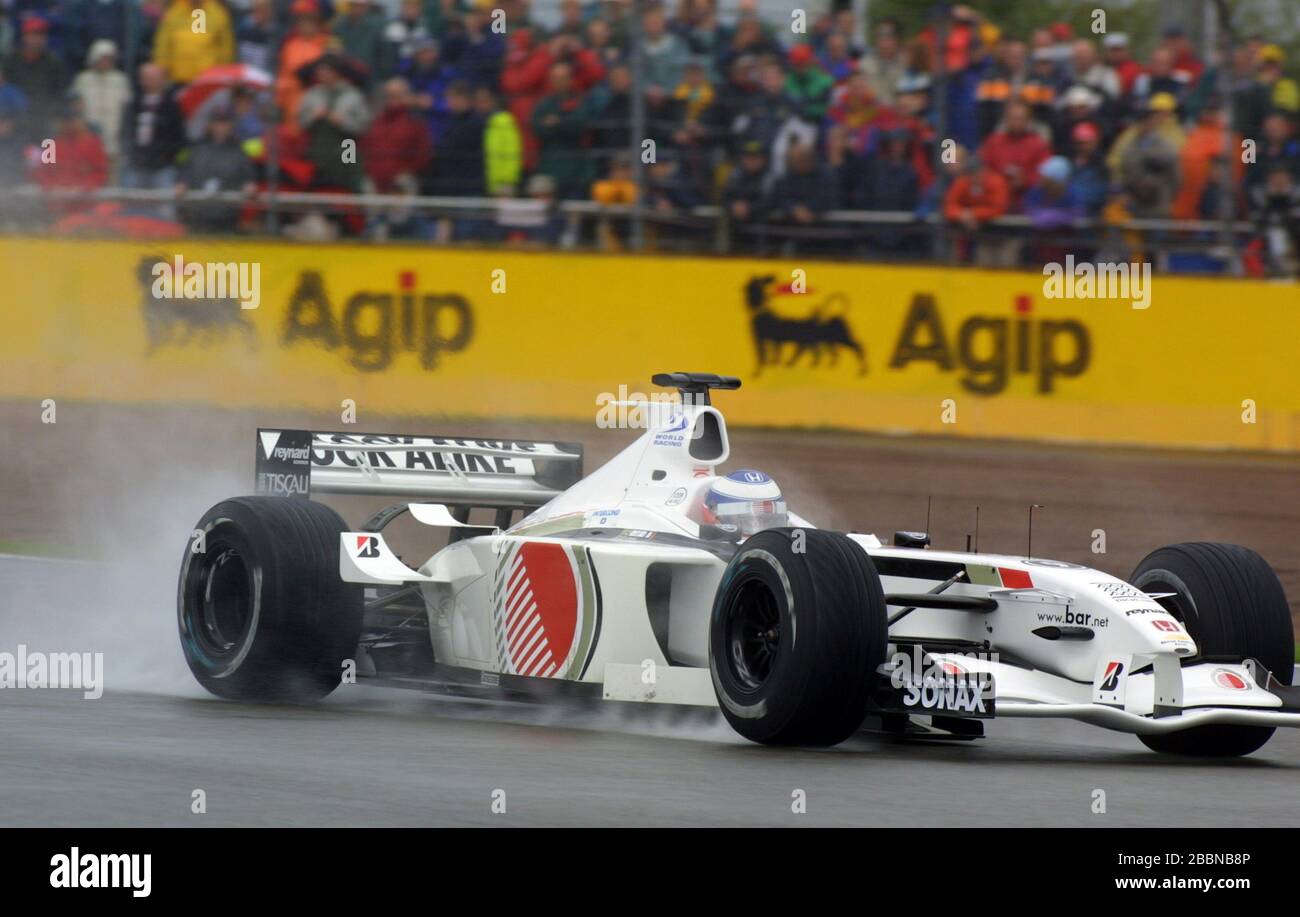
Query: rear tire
xmin=708 ymin=529 xmax=888 ymax=746
xmin=178 ymin=497 xmax=363 ymax=702
xmin=1130 ymin=542 xmax=1294 ymax=757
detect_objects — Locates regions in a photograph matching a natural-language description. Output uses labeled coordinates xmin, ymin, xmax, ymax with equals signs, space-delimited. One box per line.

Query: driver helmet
xmin=704 ymin=470 xmax=787 ymax=537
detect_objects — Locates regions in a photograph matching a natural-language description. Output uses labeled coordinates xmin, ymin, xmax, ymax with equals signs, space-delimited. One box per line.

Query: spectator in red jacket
xmin=36 ymin=100 xmax=108 ymax=214
xmin=1102 ymin=33 xmax=1143 ymax=97
xmin=979 ymin=99 xmax=1050 ymax=211
xmin=943 ymin=147 xmax=1013 ymax=265
xmin=362 ymin=76 xmax=434 ymax=193
xmin=1159 ymin=26 xmax=1204 ymax=85
xmin=500 ymin=30 xmax=605 ymax=172
xmin=943 ymin=153 xmax=1010 ymax=226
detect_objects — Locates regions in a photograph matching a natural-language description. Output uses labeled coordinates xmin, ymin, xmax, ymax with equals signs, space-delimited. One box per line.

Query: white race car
xmin=178 ymin=373 xmax=1299 ymax=756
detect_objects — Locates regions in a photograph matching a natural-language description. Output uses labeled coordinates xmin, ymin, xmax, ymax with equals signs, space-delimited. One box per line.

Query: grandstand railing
xmin=4 ymin=184 xmax=1263 ymax=273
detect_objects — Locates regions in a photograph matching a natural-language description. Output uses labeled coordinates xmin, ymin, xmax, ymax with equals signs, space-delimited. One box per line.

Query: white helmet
xmin=703 ymin=470 xmax=787 ymax=537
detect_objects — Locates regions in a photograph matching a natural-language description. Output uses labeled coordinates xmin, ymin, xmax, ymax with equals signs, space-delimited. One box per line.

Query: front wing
xmin=603 ymin=654 xmax=1300 ymax=736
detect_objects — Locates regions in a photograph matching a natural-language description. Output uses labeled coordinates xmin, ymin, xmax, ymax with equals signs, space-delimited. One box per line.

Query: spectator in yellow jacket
xmin=476 ymin=86 xmax=522 ymax=195
xmin=153 ymin=0 xmax=235 ymax=84
xmin=1255 ymin=46 xmax=1299 ymax=115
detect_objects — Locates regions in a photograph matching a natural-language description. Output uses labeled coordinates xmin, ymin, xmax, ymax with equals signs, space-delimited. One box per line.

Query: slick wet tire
xmin=709 ymin=528 xmax=888 ymax=746
xmin=1130 ymin=542 xmax=1294 ymax=757
xmin=178 ymin=497 xmax=363 ymax=702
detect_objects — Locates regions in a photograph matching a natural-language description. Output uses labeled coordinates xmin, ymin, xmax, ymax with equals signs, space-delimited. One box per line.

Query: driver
xmin=702 ymin=470 xmax=788 ymax=538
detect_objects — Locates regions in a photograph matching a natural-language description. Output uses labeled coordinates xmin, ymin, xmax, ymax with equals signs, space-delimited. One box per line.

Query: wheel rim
xmin=189 ymin=544 xmax=254 ymax=659
xmin=723 ymin=578 xmax=781 ymax=691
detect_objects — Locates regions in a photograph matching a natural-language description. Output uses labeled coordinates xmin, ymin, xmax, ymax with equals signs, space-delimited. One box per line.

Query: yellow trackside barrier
xmin=1 ymin=237 xmax=1297 ymax=452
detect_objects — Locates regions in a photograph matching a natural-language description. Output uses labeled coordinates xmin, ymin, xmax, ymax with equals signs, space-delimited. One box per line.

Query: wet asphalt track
xmin=1 ymin=555 xmax=1297 ymax=827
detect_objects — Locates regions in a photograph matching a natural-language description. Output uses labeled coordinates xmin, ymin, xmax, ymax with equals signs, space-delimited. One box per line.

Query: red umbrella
xmin=55 ymin=203 xmax=185 ymax=239
xmin=177 ymin=64 xmax=273 ymax=117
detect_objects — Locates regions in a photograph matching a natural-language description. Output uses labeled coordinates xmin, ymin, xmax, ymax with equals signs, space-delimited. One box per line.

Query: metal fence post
xmin=1210 ymin=0 xmax=1242 ymax=275
xmin=264 ymin=8 xmax=283 ymax=233
xmin=629 ymin=0 xmax=647 ymax=252
xmin=931 ymin=9 xmax=949 ymax=262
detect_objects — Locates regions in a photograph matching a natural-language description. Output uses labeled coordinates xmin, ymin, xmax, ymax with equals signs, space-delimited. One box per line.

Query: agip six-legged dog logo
xmin=137 ymin=255 xmax=258 ymax=352
xmin=745 ymin=275 xmax=867 ymax=376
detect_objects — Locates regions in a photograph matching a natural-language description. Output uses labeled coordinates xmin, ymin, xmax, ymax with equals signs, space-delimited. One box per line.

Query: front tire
xmin=1130 ymin=542 xmax=1294 ymax=757
xmin=178 ymin=497 xmax=363 ymax=702
xmin=709 ymin=529 xmax=888 ymax=746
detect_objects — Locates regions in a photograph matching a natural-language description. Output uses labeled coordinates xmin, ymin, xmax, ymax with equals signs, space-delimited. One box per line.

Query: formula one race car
xmin=178 ymin=372 xmax=1300 ymax=756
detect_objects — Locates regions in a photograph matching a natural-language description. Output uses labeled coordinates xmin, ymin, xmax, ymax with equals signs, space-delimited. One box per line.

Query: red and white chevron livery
xmin=493 ymin=542 xmax=582 ymax=678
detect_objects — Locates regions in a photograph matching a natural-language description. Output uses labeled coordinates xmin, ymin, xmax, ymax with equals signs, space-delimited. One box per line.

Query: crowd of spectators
xmin=1 ymin=0 xmax=1298 ymax=273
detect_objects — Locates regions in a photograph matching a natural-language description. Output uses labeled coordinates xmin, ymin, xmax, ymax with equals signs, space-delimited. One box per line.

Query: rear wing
xmin=254 ymin=428 xmax=583 ymax=509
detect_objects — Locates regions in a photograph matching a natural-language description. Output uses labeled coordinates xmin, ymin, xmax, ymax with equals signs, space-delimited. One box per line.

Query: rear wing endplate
xmin=254 ymin=428 xmax=583 ymax=508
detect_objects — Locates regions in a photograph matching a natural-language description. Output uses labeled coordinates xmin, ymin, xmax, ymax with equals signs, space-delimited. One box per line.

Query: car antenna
xmin=925 ymin=495 xmax=932 ymax=537
xmin=974 ymin=505 xmax=980 ymax=553
xmin=1027 ymin=504 xmax=1045 ymax=558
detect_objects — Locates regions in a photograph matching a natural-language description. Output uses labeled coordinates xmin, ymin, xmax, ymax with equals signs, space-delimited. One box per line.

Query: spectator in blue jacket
xmin=1025 ymin=155 xmax=1084 ymax=227
xmin=441 ymin=5 xmax=506 ymax=89
xmin=1066 ymin=121 xmax=1111 ymax=214
xmin=767 ymin=141 xmax=840 ymax=222
xmin=861 ymin=127 xmax=920 ymax=211
xmin=67 ymin=0 xmax=142 ymax=71
xmin=1247 ymin=110 xmax=1300 ymax=193
xmin=0 ymin=80 xmax=30 ymax=189
xmin=402 ymin=37 xmax=458 ymax=145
